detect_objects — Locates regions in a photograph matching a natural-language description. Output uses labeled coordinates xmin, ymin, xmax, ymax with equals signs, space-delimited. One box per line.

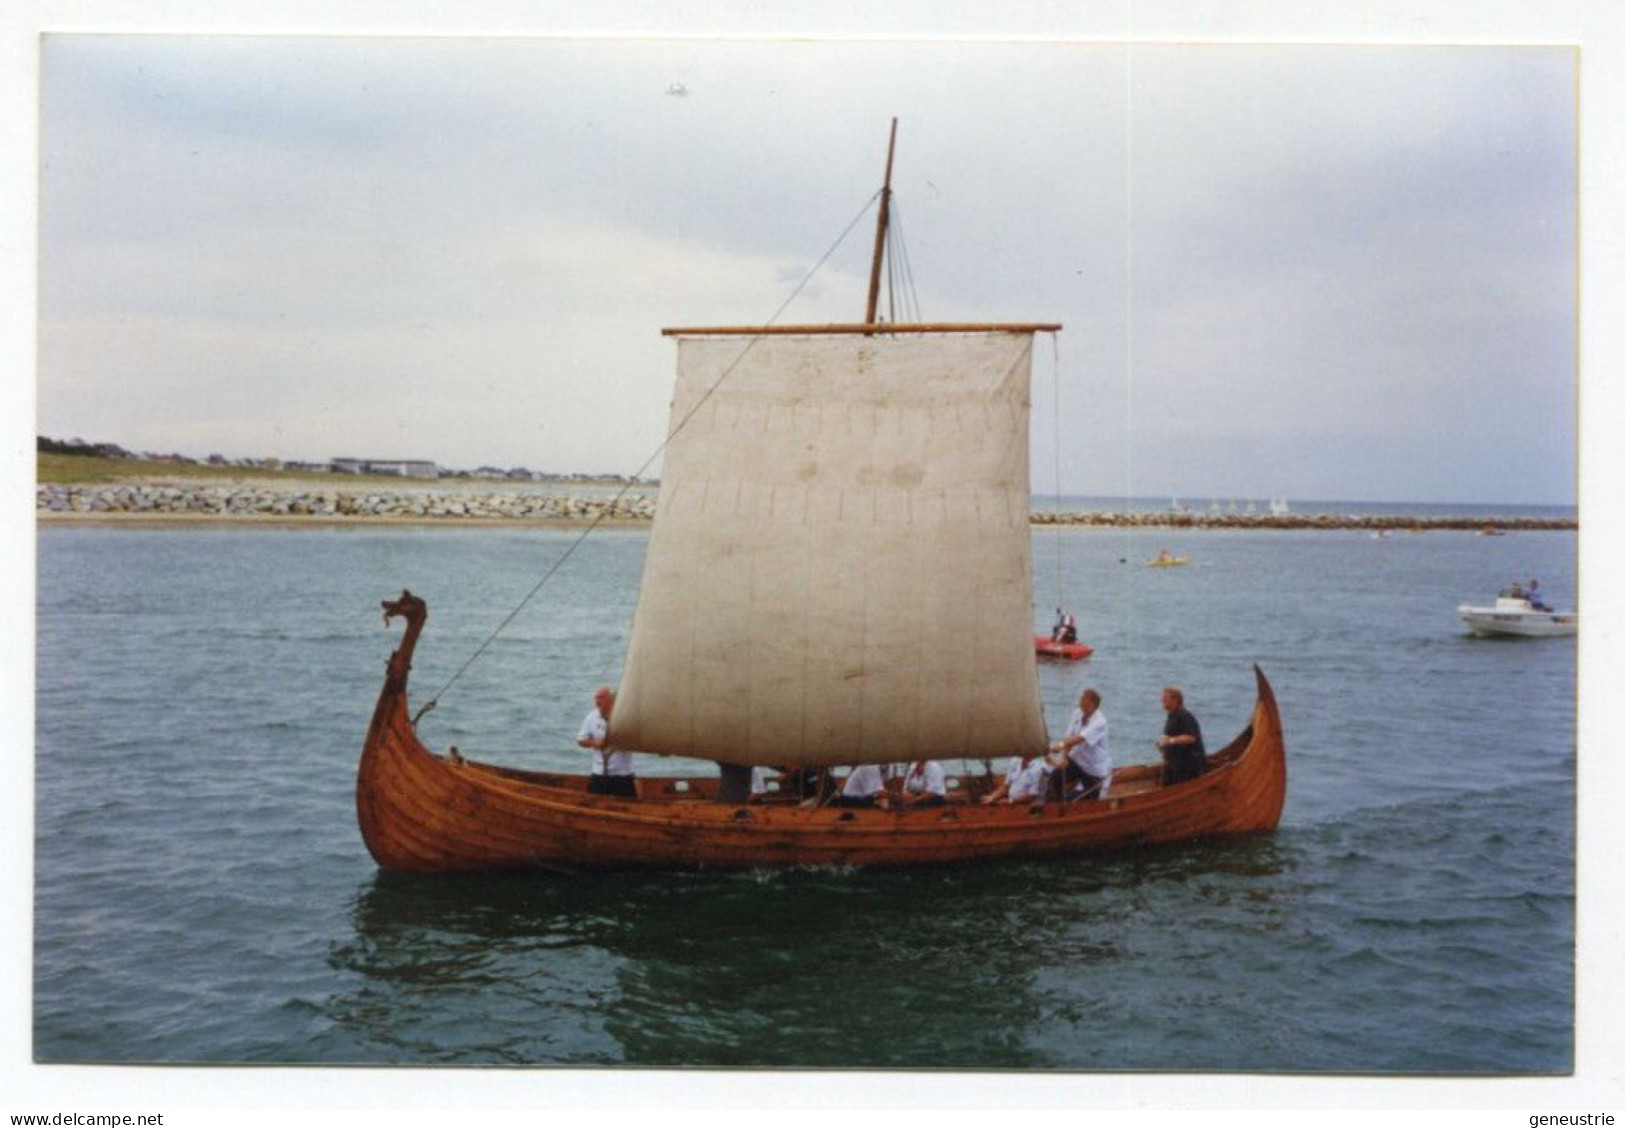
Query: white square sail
xmin=611 ymin=330 xmax=1049 ymax=767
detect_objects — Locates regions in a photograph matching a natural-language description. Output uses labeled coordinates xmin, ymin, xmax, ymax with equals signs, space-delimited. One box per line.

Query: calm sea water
xmin=34 ymin=523 xmax=1575 ymax=1071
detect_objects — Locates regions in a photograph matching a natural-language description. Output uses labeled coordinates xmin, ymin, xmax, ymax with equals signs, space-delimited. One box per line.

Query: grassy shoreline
xmin=36 ymin=451 xmax=641 ymax=491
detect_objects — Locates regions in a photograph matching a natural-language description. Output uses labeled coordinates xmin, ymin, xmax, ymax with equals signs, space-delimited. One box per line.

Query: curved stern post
xmin=1242 ymin=664 xmax=1288 ymax=833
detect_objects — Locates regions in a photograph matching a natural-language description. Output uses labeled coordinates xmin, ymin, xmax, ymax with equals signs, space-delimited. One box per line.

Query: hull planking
xmin=357 ymin=592 xmax=1287 ymax=874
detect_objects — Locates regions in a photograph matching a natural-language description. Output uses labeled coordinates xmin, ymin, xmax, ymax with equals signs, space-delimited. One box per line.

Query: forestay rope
xmin=412 ymin=189 xmax=886 ymax=727
xmin=1049 ymin=332 xmax=1066 ymax=614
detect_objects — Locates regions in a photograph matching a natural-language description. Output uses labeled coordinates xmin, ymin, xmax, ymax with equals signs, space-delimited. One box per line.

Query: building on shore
xmin=330 ymin=457 xmax=438 ymax=479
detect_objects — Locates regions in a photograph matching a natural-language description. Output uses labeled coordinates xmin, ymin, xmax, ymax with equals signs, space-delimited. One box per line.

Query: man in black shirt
xmin=1158 ymin=686 xmax=1207 ymax=786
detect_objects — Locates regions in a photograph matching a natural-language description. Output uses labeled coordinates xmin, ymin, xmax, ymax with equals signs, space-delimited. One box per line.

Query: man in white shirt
xmin=577 ymin=686 xmax=636 ymax=798
xmin=1050 ymin=688 xmax=1110 ymax=801
xmin=899 ymin=759 xmax=948 ymax=808
xmin=981 ymin=751 xmax=1048 ymax=805
xmin=834 ymin=763 xmax=891 ymax=809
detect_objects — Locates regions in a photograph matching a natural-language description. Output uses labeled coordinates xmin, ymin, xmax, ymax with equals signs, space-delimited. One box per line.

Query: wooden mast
xmin=864 ymin=118 xmax=898 ymax=327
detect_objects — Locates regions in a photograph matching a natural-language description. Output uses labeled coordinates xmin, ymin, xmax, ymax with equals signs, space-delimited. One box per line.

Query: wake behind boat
xmin=355 ymin=121 xmax=1286 ymax=873
xmin=1459 ymin=585 xmax=1576 ymax=638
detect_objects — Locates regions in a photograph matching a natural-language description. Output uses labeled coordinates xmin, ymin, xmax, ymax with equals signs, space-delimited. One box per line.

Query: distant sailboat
xmin=355 ymin=122 xmax=1286 ymax=872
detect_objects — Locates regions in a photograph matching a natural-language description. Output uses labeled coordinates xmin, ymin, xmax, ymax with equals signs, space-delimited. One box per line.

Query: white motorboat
xmin=1458 ymin=587 xmax=1577 ymax=637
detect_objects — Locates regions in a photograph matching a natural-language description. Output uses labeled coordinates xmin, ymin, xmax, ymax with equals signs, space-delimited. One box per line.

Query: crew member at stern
xmin=1157 ymin=686 xmax=1207 ymax=786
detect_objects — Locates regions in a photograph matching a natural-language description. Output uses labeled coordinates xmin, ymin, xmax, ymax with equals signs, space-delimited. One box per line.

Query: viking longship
xmin=356 ymin=123 xmax=1286 ymax=873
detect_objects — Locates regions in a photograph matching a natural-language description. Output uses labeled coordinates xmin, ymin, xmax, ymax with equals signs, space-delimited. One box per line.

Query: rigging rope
xmin=887 ymin=200 xmax=923 ymax=323
xmin=414 ymin=189 xmax=886 ymax=724
xmin=900 ymin=207 xmax=923 ymax=321
xmin=1051 ymin=332 xmax=1065 ymax=614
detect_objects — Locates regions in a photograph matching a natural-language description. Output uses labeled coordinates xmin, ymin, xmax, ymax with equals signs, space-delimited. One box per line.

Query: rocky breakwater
xmin=36 ymin=483 xmax=1575 ymax=531
xmin=1030 ymin=509 xmax=1576 ymax=532
xmin=36 ymin=483 xmax=658 ymax=523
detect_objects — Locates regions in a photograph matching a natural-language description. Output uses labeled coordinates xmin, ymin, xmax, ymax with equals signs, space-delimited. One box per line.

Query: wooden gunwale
xmin=357 ymin=593 xmax=1286 ymax=873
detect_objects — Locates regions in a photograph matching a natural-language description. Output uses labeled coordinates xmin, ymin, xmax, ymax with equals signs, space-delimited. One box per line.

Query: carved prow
xmin=381 ymin=589 xmax=428 ymax=693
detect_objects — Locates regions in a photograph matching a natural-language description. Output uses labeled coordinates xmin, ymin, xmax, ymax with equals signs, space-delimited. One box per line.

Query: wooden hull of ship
xmin=358 ymin=593 xmax=1286 ymax=874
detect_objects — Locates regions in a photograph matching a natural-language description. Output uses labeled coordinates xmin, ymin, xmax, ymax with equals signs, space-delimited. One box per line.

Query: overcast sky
xmin=33 ymin=30 xmax=1580 ymax=505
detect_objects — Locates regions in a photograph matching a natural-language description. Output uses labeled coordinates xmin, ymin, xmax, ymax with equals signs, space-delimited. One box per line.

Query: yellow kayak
xmin=1147 ymin=556 xmax=1190 ymax=568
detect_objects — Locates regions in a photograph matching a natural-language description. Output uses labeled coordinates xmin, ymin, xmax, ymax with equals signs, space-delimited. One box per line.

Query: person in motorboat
xmin=1157 ymin=686 xmax=1207 ymax=786
xmin=1049 ymin=688 xmax=1110 ymax=801
xmin=833 ymin=763 xmax=891 ymax=809
xmin=1059 ymin=611 xmax=1078 ymax=644
xmin=981 ymin=751 xmax=1049 ymax=805
xmin=1507 ymin=580 xmax=1527 ymax=600
xmin=577 ymin=686 xmax=637 ymax=798
xmin=898 ymin=759 xmax=948 ymax=808
xmin=1527 ymin=578 xmax=1552 ymax=611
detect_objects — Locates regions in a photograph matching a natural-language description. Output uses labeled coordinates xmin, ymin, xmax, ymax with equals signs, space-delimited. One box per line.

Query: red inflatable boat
xmin=1034 ymin=635 xmax=1093 ymax=660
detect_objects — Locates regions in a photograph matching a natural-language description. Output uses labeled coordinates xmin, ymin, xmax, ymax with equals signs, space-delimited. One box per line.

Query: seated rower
xmin=898 ymin=759 xmax=948 ymax=808
xmin=981 ymin=751 xmax=1048 ymax=805
xmin=833 ymin=763 xmax=891 ymax=809
xmin=778 ymin=764 xmax=834 ymax=805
